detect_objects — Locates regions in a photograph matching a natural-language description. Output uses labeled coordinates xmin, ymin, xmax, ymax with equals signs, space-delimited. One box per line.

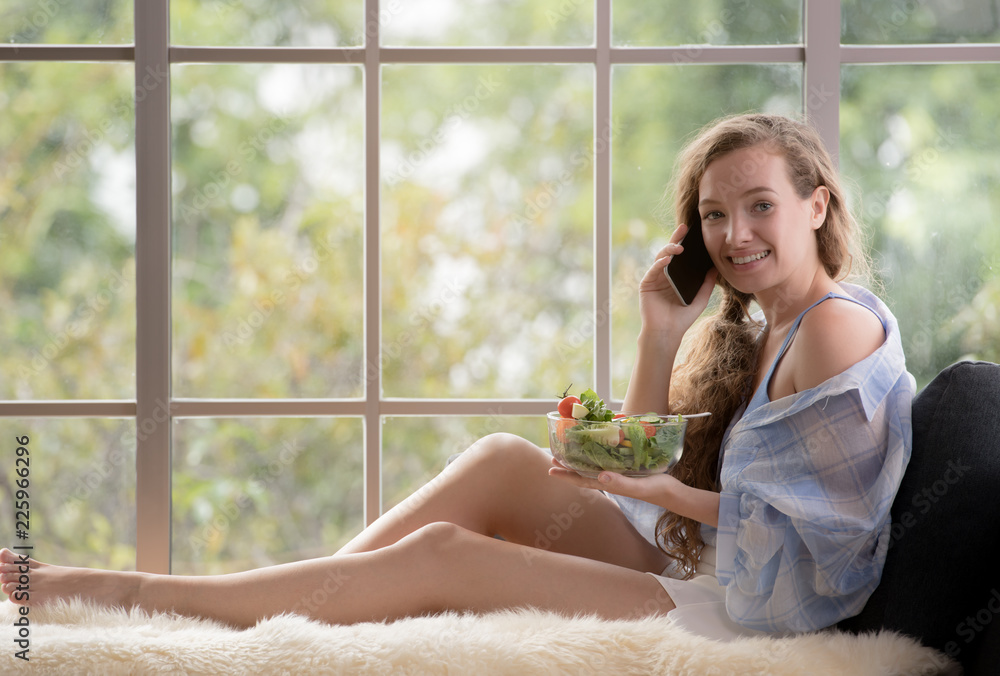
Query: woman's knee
xmin=402 ymin=521 xmax=479 ymax=558
xmin=394 ymin=522 xmax=507 ymax=615
xmin=456 ymin=433 xmax=548 ymax=475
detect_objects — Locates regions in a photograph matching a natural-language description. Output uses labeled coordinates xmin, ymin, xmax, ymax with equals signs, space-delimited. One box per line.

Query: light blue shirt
xmin=611 ymin=283 xmax=915 ymax=633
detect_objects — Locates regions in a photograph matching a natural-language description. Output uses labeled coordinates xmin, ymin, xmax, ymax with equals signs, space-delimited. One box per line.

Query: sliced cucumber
xmin=571 ymin=423 xmax=620 ymax=446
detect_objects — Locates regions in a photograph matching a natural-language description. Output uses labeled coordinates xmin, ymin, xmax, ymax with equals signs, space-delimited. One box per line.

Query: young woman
xmin=1 ymin=113 xmax=914 ymax=638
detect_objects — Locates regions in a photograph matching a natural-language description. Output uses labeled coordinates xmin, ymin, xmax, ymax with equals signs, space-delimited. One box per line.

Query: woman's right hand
xmin=636 ymin=223 xmax=718 ymax=344
xmin=622 ymin=224 xmax=718 ymax=415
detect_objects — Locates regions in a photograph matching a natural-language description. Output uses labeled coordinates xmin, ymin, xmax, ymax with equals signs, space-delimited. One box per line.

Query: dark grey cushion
xmin=838 ymin=360 xmax=1000 ymax=675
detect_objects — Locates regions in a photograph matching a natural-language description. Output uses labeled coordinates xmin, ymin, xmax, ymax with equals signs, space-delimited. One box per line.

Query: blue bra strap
xmin=755 ymin=292 xmax=885 ymax=404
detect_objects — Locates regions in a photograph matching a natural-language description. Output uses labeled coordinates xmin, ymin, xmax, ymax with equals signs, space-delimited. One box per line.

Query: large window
xmin=2 ymin=1 xmax=998 ymax=574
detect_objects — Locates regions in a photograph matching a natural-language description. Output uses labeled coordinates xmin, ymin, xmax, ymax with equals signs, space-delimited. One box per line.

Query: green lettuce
xmin=578 ymin=388 xmax=614 ymax=421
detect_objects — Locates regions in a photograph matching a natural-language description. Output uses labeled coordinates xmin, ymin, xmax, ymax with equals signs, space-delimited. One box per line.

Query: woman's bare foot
xmin=1 ymin=547 xmax=141 ymax=610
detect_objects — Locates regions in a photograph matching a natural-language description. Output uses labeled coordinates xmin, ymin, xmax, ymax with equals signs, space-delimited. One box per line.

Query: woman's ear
xmin=810 ymin=186 xmax=830 ymax=230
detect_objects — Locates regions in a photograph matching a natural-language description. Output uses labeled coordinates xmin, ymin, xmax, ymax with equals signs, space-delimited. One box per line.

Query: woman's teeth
xmin=732 ymin=251 xmax=770 ymax=265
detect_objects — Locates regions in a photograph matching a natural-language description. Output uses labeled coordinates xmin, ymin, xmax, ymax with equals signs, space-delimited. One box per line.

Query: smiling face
xmin=697 ymin=145 xmax=830 ymax=300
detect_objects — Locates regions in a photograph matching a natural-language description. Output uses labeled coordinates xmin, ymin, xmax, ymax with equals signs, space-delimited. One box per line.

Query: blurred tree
xmin=3 ymin=0 xmax=132 ymax=44
xmin=842 ymin=0 xmax=1000 ymax=44
xmin=170 ymin=63 xmax=365 ymax=400
xmin=614 ymin=0 xmax=801 ymax=46
xmin=171 ymin=0 xmax=360 ymax=47
xmin=840 ymin=64 xmax=1000 ymax=388
xmin=0 ymin=59 xmax=137 ymax=569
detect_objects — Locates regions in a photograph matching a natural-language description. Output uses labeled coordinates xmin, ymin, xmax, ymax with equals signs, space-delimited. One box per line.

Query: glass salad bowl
xmin=546 ymin=411 xmax=710 ymax=478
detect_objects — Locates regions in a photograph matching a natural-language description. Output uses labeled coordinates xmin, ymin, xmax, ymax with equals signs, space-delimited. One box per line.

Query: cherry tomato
xmin=557 ymin=395 xmax=581 ymax=418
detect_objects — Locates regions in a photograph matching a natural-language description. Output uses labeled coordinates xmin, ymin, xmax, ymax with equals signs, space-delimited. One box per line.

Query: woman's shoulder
xmin=789 ymin=292 xmax=886 ymax=393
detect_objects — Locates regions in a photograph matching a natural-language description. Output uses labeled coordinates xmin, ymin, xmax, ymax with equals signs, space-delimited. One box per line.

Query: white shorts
xmin=647 ymin=545 xmax=769 ymax=642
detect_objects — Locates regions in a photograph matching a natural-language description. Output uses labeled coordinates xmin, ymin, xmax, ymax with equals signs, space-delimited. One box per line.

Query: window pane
xmin=614 ymin=0 xmax=801 ymax=46
xmin=381 ymin=65 xmax=594 ymax=399
xmin=172 ymin=417 xmax=363 ymax=574
xmin=841 ymin=64 xmax=1000 ymax=388
xmin=381 ymin=0 xmax=592 ymax=46
xmin=170 ymin=0 xmax=363 ymax=46
xmin=610 ymin=65 xmax=802 ymax=399
xmin=0 ymin=63 xmax=135 ymax=400
xmin=842 ymin=0 xmax=1000 ymax=44
xmin=172 ymin=65 xmax=364 ymax=398
xmin=3 ymin=0 xmax=132 ymax=43
xmin=382 ymin=415 xmax=547 ymax=514
xmin=0 ymin=419 xmax=136 ymax=570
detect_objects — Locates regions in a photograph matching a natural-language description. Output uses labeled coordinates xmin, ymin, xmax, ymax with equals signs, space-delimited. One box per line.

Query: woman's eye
xmin=752 ymin=202 xmax=773 ymax=213
xmin=702 ymin=211 xmax=723 ymax=221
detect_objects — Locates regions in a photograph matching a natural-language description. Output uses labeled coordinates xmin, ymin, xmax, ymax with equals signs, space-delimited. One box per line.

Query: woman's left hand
xmin=548 ymin=457 xmax=684 ymax=511
xmin=549 ymin=458 xmax=721 ymax=528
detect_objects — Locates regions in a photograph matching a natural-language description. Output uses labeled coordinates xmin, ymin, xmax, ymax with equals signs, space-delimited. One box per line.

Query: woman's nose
xmin=726 ymin=214 xmax=752 ymax=246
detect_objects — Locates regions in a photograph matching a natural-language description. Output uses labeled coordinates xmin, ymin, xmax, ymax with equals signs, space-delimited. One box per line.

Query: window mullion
xmin=804 ymin=0 xmax=842 ymax=163
xmin=134 ymin=0 xmax=173 ymax=575
xmin=595 ymin=0 xmax=612 ymax=403
xmin=364 ymin=0 xmax=383 ymax=526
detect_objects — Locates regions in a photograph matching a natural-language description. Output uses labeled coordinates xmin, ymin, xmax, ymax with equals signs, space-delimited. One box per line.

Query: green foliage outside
xmin=1 ymin=1 xmax=999 ymax=574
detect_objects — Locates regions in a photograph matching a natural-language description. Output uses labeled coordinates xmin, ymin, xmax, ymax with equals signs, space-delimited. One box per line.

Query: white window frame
xmin=2 ymin=0 xmax=999 ymax=574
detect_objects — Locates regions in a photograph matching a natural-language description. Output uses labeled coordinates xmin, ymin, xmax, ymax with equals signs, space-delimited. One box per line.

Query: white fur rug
xmin=1 ymin=599 xmax=957 ymax=675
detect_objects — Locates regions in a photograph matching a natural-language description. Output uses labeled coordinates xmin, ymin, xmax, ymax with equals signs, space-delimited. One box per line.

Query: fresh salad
xmin=550 ymin=387 xmax=685 ymax=476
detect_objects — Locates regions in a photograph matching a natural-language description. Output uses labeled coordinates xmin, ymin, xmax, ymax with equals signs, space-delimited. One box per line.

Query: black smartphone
xmin=665 ymin=224 xmax=715 ymax=306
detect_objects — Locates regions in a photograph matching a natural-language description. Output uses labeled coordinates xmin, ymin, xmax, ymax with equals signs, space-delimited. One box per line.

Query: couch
xmin=839 ymin=360 xmax=1000 ymax=676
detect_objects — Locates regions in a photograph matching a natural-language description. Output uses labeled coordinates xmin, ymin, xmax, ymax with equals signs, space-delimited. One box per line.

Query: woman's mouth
xmin=730 ymin=250 xmax=771 ymax=265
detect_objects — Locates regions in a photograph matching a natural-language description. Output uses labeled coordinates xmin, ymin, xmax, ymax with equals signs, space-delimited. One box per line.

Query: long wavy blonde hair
xmin=657 ymin=113 xmax=870 ymax=577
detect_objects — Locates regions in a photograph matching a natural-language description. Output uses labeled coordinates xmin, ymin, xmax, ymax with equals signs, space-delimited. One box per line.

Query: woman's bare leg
xmin=3 ymin=524 xmax=673 ymax=628
xmin=338 ymin=433 xmax=668 ymax=575
xmin=2 ymin=433 xmax=674 ymax=628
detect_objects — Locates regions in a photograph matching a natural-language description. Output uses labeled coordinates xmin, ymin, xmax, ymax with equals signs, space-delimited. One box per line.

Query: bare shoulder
xmin=791 ymin=297 xmax=886 ymax=392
